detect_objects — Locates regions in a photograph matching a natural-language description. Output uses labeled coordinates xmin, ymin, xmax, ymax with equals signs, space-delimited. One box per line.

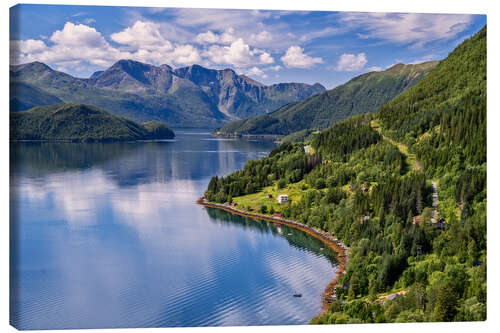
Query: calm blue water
xmin=10 ymin=130 xmax=338 ymax=330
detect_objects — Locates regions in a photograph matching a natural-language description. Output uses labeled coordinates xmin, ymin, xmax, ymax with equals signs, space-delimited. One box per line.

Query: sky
xmin=9 ymin=4 xmax=486 ymax=89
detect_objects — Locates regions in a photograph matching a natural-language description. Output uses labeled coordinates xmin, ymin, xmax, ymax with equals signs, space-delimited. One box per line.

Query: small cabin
xmin=413 ymin=216 xmax=422 ymax=224
xmin=231 ymin=202 xmax=237 ymax=207
xmin=277 ymin=194 xmax=288 ymax=203
xmin=361 ymin=186 xmax=368 ymax=193
xmin=275 ymin=212 xmax=282 ymax=218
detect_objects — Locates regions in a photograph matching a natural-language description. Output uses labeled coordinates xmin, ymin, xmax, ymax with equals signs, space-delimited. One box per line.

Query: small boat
xmin=293 ymin=292 xmax=302 ymax=297
xmin=288 ymin=233 xmax=293 ymax=236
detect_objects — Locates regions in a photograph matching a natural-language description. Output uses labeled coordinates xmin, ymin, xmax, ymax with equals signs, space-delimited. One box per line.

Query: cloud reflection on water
xmin=11 ymin=132 xmax=336 ymax=329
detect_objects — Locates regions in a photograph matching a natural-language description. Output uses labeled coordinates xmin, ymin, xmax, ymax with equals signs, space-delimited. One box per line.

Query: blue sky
xmin=10 ymin=4 xmax=486 ymax=89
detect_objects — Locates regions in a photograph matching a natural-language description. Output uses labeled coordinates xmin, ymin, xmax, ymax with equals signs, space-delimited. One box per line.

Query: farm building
xmin=277 ymin=194 xmax=288 ymax=203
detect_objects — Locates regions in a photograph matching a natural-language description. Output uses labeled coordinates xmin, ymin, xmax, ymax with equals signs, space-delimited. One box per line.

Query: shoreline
xmin=9 ymin=137 xmax=175 ymax=143
xmin=197 ymin=197 xmax=349 ymax=316
xmin=211 ymin=132 xmax=283 ymax=140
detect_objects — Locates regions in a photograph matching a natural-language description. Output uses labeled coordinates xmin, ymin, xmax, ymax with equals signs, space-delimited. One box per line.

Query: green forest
xmin=204 ymin=26 xmax=486 ymax=323
xmin=10 ymin=103 xmax=175 ymax=142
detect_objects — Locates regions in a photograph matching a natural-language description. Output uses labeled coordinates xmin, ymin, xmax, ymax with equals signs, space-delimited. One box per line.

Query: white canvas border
xmin=1 ymin=1 xmax=497 ymax=333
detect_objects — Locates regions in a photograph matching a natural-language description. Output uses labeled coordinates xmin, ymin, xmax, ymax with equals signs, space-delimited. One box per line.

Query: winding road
xmin=431 ymin=181 xmax=438 ymax=222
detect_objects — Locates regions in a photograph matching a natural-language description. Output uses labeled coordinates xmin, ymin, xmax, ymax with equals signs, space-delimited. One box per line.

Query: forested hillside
xmin=10 ymin=103 xmax=175 ymax=142
xmin=204 ymin=26 xmax=486 ymax=323
xmin=215 ymin=61 xmax=438 ymax=137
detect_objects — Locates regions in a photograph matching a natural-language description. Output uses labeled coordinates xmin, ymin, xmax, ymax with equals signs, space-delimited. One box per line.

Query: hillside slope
xmin=10 ymin=81 xmax=63 ymax=111
xmin=215 ymin=61 xmax=438 ymax=136
xmin=10 ymin=103 xmax=175 ymax=142
xmin=205 ymin=26 xmax=486 ymax=324
xmin=378 ymin=26 xmax=486 ymax=168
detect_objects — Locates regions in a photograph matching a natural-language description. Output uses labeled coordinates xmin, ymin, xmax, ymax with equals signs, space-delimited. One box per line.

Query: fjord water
xmin=10 ymin=130 xmax=338 ymax=330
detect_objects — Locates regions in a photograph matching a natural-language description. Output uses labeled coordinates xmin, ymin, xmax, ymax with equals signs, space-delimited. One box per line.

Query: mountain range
xmin=10 ymin=60 xmax=325 ymax=128
xmin=215 ymin=61 xmax=439 ymax=137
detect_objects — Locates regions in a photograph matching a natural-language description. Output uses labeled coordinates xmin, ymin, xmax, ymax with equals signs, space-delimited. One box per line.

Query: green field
xmin=232 ymin=180 xmax=308 ymax=213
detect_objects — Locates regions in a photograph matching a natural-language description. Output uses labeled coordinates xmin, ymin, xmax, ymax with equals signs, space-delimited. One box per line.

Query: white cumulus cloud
xmin=259 ymin=52 xmax=274 ymax=64
xmin=336 ymin=53 xmax=368 ymax=71
xmin=127 ymin=44 xmax=201 ymax=66
xmin=110 ymin=21 xmax=203 ymax=66
xmin=170 ymin=44 xmax=201 ymax=64
xmin=10 ymin=39 xmax=47 ymax=55
xmin=204 ymin=38 xmax=274 ymax=67
xmin=280 ymin=46 xmax=323 ymax=68
xmin=219 ymin=28 xmax=236 ymax=44
xmin=11 ymin=22 xmax=130 ymax=69
xmin=10 ymin=20 xmax=278 ymax=75
xmin=111 ymin=20 xmax=172 ymax=50
xmin=50 ymin=22 xmax=107 ymax=48
xmin=195 ymin=28 xmax=236 ymax=45
xmin=195 ymin=30 xmax=219 ymax=44
xmin=245 ymin=66 xmax=267 ymax=79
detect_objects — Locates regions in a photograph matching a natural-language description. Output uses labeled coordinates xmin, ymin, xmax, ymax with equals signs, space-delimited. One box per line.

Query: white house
xmin=277 ymin=194 xmax=288 ymax=203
